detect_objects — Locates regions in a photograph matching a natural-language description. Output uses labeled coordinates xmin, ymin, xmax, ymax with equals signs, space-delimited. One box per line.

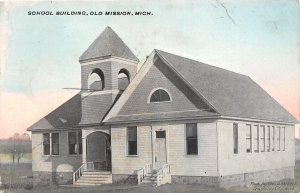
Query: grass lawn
xmin=0 ymin=153 xmax=32 ymax=164
xmin=1 ymin=162 xmax=298 ymax=193
xmin=1 ymin=183 xmax=297 ymax=193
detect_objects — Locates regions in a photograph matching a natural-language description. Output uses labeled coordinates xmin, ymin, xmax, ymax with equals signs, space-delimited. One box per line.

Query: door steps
xmin=74 ymin=171 xmax=112 ymax=186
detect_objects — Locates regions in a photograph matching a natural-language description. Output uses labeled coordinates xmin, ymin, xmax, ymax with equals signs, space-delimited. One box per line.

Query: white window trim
xmin=126 ymin=126 xmax=138 ymax=157
xmin=147 ymin=87 xmax=173 ymax=104
xmin=185 ymin=123 xmax=199 ymax=156
xmin=67 ymin=131 xmax=82 ymax=155
xmin=43 ymin=132 xmax=59 ymax=156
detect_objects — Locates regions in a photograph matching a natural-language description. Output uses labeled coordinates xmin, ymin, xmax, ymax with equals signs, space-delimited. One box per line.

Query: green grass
xmin=1 ymin=162 xmax=299 ymax=193
xmin=0 ymin=153 xmax=31 ymax=163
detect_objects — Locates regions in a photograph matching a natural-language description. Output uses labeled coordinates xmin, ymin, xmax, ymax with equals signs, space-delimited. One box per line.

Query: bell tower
xmin=78 ymin=26 xmax=139 ymax=125
xmin=79 ymin=26 xmax=139 ymax=91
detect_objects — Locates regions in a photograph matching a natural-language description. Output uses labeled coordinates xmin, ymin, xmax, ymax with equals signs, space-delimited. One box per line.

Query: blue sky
xmin=0 ymin=0 xmax=299 ymax=137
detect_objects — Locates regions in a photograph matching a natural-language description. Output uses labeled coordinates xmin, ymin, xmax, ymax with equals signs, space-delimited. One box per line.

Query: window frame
xmin=185 ymin=123 xmax=198 ymax=155
xmin=272 ymin=126 xmax=275 ymax=151
xmin=253 ymin=125 xmax=259 ymax=153
xmin=260 ymin=125 xmax=265 ymax=152
xmin=43 ymin=133 xmax=59 ymax=156
xmin=68 ymin=131 xmax=82 ymax=155
xmin=266 ymin=126 xmax=271 ymax=152
xmin=43 ymin=133 xmax=50 ymax=156
xmin=51 ymin=133 xmax=59 ymax=155
xmin=233 ymin=123 xmax=238 ymax=154
xmin=282 ymin=127 xmax=286 ymax=151
xmin=277 ymin=126 xmax=281 ymax=151
xmin=246 ymin=124 xmax=252 ymax=153
xmin=126 ymin=126 xmax=138 ymax=156
xmin=147 ymin=88 xmax=172 ymax=103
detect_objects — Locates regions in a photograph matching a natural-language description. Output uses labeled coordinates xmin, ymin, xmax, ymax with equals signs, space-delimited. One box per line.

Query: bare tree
xmin=6 ymin=133 xmax=31 ymax=164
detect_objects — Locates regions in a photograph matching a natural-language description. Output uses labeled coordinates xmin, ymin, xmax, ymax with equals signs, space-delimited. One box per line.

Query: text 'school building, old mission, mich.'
xmin=27 ymin=27 xmax=298 ymax=188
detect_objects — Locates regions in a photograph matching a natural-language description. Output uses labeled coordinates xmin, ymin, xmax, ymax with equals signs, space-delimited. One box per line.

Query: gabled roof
xmin=27 ymin=93 xmax=82 ymax=131
xmin=156 ymin=50 xmax=298 ymax=123
xmin=79 ymin=26 xmax=139 ymax=62
xmin=104 ymin=49 xmax=297 ymax=124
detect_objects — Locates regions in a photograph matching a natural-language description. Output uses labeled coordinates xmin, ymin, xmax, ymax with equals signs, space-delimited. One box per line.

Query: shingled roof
xmin=155 ymin=50 xmax=298 ymax=123
xmin=27 ymin=93 xmax=82 ymax=131
xmin=79 ymin=26 xmax=139 ymax=62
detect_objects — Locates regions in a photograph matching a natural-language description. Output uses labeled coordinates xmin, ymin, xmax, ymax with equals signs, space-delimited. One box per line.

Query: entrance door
xmin=155 ymin=131 xmax=167 ymax=170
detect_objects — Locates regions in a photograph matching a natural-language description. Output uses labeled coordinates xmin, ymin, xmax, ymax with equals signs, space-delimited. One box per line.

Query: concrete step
xmin=82 ymin=174 xmax=112 ymax=178
xmin=143 ymin=177 xmax=157 ymax=180
xmin=77 ymin=176 xmax=112 ymax=181
xmin=74 ymin=182 xmax=103 ymax=186
xmin=142 ymin=179 xmax=156 ymax=184
xmin=82 ymin=171 xmax=111 ymax=175
xmin=145 ymin=174 xmax=157 ymax=177
xmin=77 ymin=178 xmax=112 ymax=183
xmin=74 ymin=171 xmax=113 ymax=187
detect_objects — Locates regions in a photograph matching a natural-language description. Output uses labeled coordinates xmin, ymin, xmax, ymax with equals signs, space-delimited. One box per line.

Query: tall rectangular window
xmin=277 ymin=127 xmax=280 ymax=151
xmin=260 ymin=125 xmax=265 ymax=152
xmin=52 ymin=133 xmax=59 ymax=155
xmin=266 ymin=126 xmax=270 ymax=152
xmin=68 ymin=131 xmax=82 ymax=155
xmin=186 ymin=123 xmax=198 ymax=155
xmin=246 ymin=124 xmax=252 ymax=153
xmin=43 ymin=133 xmax=50 ymax=155
xmin=233 ymin=123 xmax=238 ymax=154
xmin=78 ymin=131 xmax=82 ymax=154
xmin=272 ymin=126 xmax=275 ymax=151
xmin=281 ymin=127 xmax=285 ymax=151
xmin=253 ymin=125 xmax=259 ymax=152
xmin=127 ymin=126 xmax=137 ymax=155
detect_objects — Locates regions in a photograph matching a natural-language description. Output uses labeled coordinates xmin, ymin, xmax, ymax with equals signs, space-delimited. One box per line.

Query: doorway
xmin=154 ymin=131 xmax=167 ymax=170
xmin=86 ymin=131 xmax=111 ymax=171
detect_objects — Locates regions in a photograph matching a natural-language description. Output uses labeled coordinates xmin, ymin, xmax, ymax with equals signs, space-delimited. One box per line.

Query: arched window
xmin=118 ymin=69 xmax=130 ymax=91
xmin=88 ymin=69 xmax=105 ymax=90
xmin=149 ymin=88 xmax=171 ymax=103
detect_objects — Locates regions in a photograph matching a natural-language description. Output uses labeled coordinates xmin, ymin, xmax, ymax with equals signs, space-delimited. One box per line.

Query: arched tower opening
xmin=118 ymin=69 xmax=130 ymax=91
xmin=88 ymin=68 xmax=105 ymax=91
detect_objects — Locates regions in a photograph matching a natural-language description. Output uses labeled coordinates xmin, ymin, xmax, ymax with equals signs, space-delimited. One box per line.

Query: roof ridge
xmin=80 ymin=27 xmax=139 ymax=62
xmin=155 ymin=50 xmax=219 ymax=114
xmin=154 ymin=49 xmax=249 ymax=78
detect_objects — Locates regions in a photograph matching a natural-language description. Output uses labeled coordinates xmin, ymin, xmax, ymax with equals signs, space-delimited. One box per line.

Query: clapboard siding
xmin=217 ymin=120 xmax=295 ymax=176
xmin=118 ymin=62 xmax=207 ymax=116
xmin=32 ymin=131 xmax=82 ymax=173
xmin=111 ymin=122 xmax=218 ymax=176
xmin=111 ymin=126 xmax=152 ymax=174
xmin=168 ymin=122 xmax=218 ymax=176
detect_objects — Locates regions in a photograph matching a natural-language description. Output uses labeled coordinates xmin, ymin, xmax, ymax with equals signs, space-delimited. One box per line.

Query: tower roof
xmin=79 ymin=26 xmax=139 ymax=62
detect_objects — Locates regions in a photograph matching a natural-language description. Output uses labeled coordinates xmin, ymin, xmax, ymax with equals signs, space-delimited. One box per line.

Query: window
xmin=52 ymin=133 xmax=59 ymax=155
xmin=68 ymin=131 xmax=82 ymax=155
xmin=246 ymin=124 xmax=252 ymax=153
xmin=253 ymin=125 xmax=259 ymax=152
xmin=277 ymin=127 xmax=280 ymax=151
xmin=43 ymin=133 xmax=59 ymax=155
xmin=233 ymin=123 xmax=238 ymax=154
xmin=43 ymin=133 xmax=50 ymax=155
xmin=260 ymin=125 xmax=265 ymax=152
xmin=149 ymin=89 xmax=171 ymax=103
xmin=266 ymin=126 xmax=270 ymax=152
xmin=272 ymin=126 xmax=275 ymax=151
xmin=281 ymin=127 xmax=285 ymax=151
xmin=156 ymin=131 xmax=166 ymax=138
xmin=127 ymin=126 xmax=137 ymax=155
xmin=186 ymin=123 xmax=198 ymax=155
